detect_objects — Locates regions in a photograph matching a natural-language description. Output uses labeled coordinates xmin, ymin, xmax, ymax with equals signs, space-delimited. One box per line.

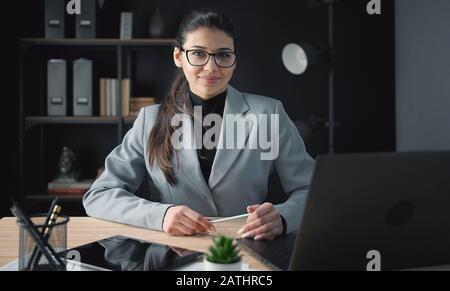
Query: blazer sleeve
xmin=83 ymin=108 xmax=174 ymax=231
xmin=272 ymin=101 xmax=316 ymax=233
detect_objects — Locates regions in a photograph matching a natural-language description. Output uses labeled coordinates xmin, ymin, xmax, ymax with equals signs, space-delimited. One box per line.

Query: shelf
xmin=20 ymin=38 xmax=176 ymax=47
xmin=24 ymin=116 xmax=142 ymax=131
xmin=26 ymin=116 xmax=120 ymax=125
xmin=24 ymin=116 xmax=121 ymax=131
xmin=25 ymin=194 xmax=83 ymax=202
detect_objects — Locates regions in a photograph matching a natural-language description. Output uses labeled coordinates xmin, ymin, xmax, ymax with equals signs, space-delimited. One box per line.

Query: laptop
xmin=238 ymin=151 xmax=450 ymax=271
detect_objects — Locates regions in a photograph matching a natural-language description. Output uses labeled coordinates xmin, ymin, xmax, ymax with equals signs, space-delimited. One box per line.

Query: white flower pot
xmin=203 ymin=257 xmax=242 ymax=271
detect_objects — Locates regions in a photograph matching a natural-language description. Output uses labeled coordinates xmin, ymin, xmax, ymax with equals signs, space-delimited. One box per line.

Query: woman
xmin=83 ymin=10 xmax=315 ymax=240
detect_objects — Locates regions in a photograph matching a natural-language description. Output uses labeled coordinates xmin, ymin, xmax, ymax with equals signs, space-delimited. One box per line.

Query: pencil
xmin=27 ymin=197 xmax=60 ymax=270
xmin=210 ymin=214 xmax=250 ymax=223
xmin=29 ymin=204 xmax=62 ymax=270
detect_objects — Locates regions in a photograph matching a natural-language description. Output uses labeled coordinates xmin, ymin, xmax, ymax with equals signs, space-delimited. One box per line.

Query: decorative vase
xmin=203 ymin=256 xmax=242 ymax=271
xmin=149 ymin=7 xmax=165 ymax=38
xmin=97 ymin=0 xmax=106 ymax=11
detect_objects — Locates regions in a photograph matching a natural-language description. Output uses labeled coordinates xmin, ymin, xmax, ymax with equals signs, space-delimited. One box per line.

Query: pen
xmin=27 ymin=197 xmax=59 ymax=269
xmin=28 ymin=199 xmax=62 ymax=270
xmin=10 ymin=201 xmax=65 ymax=271
xmin=210 ymin=214 xmax=250 ymax=223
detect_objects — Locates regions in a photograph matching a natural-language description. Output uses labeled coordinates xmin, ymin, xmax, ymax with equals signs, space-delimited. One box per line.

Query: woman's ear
xmin=173 ymin=47 xmax=183 ymax=68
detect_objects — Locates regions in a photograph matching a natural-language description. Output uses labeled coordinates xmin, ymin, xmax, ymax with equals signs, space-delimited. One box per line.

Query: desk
xmin=0 ymin=217 xmax=271 ymax=270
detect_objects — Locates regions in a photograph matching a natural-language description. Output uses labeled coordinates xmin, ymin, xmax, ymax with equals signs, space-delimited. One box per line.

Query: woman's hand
xmin=163 ymin=205 xmax=215 ymax=236
xmin=237 ymin=202 xmax=283 ymax=240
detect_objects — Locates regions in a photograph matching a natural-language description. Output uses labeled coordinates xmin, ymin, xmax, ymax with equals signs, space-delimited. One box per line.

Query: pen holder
xmin=17 ymin=214 xmax=69 ymax=271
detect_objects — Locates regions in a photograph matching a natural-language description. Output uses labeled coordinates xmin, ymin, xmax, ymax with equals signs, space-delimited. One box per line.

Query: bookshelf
xmin=25 ymin=116 xmax=121 ymax=126
xmin=18 ymin=38 xmax=175 ymax=212
xmin=20 ymin=38 xmax=176 ymax=47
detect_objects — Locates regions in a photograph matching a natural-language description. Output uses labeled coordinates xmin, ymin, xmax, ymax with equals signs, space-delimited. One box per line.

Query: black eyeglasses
xmin=179 ymin=47 xmax=237 ymax=68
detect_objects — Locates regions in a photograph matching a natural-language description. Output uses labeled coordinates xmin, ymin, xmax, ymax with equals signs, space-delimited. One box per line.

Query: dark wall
xmin=1 ymin=2 xmax=22 ymax=217
xmin=334 ymin=0 xmax=395 ymax=154
xmin=396 ymin=0 xmax=450 ymax=151
xmin=2 ymin=0 xmax=395 ymax=216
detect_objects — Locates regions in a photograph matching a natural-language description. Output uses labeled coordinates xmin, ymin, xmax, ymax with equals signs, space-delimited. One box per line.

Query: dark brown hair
xmin=147 ymin=10 xmax=236 ymax=185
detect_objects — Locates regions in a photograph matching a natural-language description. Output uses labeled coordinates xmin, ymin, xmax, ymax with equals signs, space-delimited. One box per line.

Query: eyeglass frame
xmin=177 ymin=46 xmax=238 ymax=68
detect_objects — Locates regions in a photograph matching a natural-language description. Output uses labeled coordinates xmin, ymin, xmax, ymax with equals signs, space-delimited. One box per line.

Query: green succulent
xmin=206 ymin=234 xmax=241 ymax=264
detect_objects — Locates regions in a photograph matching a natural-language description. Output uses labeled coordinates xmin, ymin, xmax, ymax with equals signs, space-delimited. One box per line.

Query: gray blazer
xmin=83 ymin=85 xmax=315 ymax=233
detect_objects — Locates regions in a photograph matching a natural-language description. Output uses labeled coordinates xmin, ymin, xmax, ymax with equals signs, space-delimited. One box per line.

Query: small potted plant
xmin=204 ymin=235 xmax=242 ymax=271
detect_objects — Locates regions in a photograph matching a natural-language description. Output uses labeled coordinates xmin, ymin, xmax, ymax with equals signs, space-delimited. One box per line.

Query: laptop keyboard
xmin=237 ymin=233 xmax=298 ymax=270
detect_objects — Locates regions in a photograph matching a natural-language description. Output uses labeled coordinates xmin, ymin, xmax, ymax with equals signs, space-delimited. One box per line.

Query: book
xmin=48 ymin=188 xmax=88 ymax=195
xmin=130 ymin=97 xmax=157 ymax=112
xmin=122 ymin=79 xmax=130 ymax=117
xmin=111 ymin=79 xmax=117 ymax=116
xmin=120 ymin=12 xmax=133 ymax=40
xmin=100 ymin=78 xmax=106 ymax=116
xmin=105 ymin=78 xmax=111 ymax=116
xmin=48 ymin=179 xmax=94 ymax=190
xmin=131 ymin=97 xmax=157 ymax=103
xmin=100 ymin=78 xmax=132 ymax=117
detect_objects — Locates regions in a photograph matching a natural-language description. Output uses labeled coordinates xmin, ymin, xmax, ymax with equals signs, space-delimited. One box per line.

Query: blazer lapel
xmin=208 ymin=85 xmax=253 ymax=190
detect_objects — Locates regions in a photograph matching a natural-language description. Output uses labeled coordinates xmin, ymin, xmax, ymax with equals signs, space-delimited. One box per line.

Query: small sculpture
xmin=55 ymin=146 xmax=80 ymax=182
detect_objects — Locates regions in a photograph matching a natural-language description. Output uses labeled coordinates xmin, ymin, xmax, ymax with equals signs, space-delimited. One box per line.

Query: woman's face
xmin=174 ymin=27 xmax=236 ymax=100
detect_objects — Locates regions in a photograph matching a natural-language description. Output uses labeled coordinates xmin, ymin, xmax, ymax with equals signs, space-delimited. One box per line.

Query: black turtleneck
xmin=189 ymin=89 xmax=227 ymax=184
